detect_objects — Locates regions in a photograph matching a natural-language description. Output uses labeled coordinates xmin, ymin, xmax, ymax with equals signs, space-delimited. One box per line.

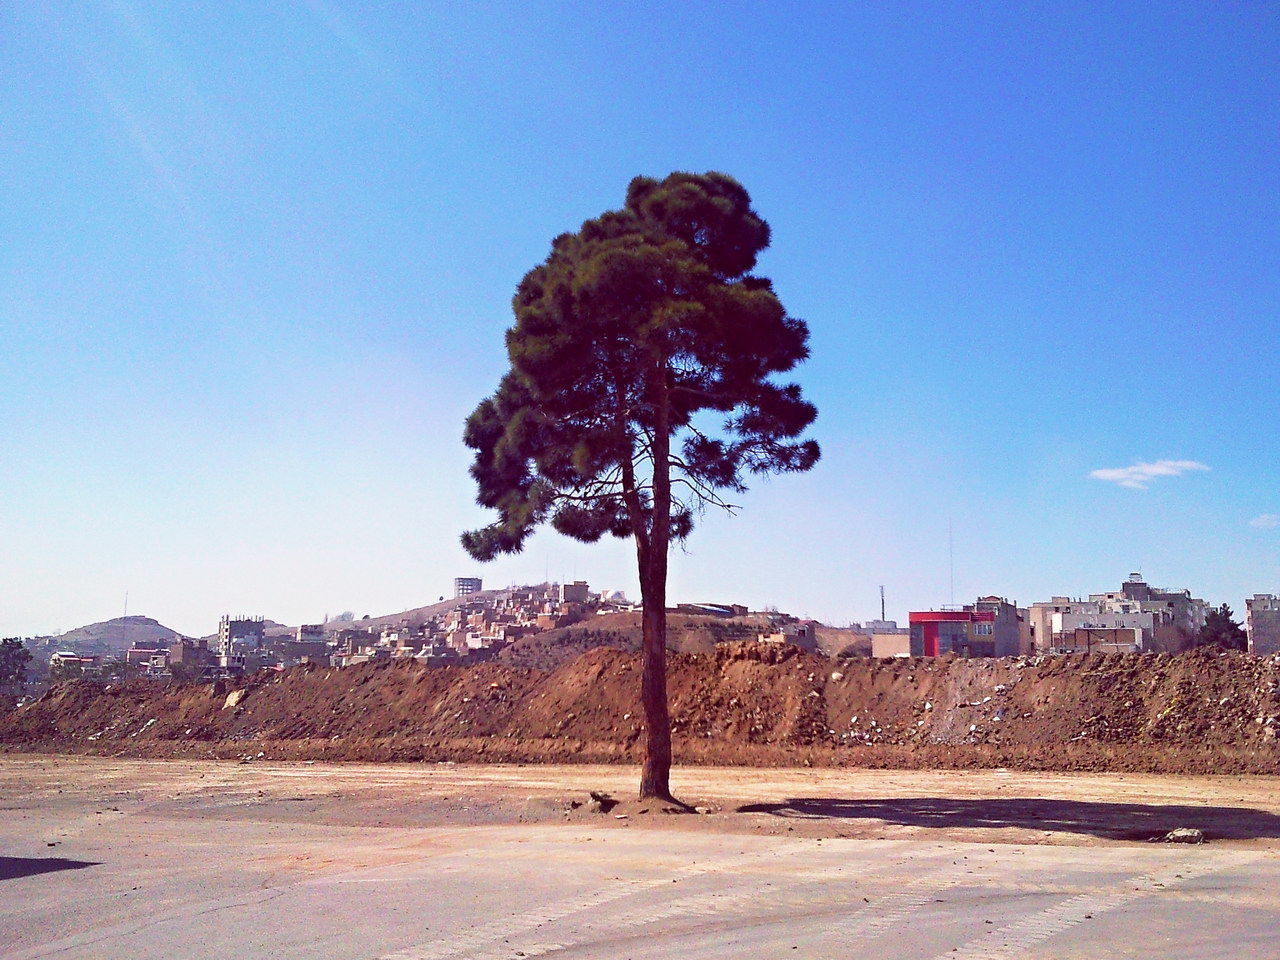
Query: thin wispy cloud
xmin=1089 ymin=459 xmax=1209 ymax=490
xmin=1250 ymin=514 xmax=1280 ymax=529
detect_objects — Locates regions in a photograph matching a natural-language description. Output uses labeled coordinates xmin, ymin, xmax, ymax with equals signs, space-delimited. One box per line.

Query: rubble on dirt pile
xmin=2 ymin=643 xmax=1278 ymax=774
xmin=1159 ymin=828 xmax=1207 ymax=844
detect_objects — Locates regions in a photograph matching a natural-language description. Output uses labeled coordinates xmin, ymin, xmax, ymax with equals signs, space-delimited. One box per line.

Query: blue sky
xmin=2 ymin=2 xmax=1277 ymax=637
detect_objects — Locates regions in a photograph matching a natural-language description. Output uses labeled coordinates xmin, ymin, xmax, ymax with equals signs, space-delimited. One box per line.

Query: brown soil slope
xmin=499 ymin=613 xmax=762 ymax=670
xmin=3 ymin=644 xmax=1278 ymax=774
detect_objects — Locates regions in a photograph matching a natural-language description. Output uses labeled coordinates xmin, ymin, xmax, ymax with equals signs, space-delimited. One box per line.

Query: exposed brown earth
xmin=3 ymin=642 xmax=1278 ymax=775
xmin=499 ymin=612 xmax=763 ymax=669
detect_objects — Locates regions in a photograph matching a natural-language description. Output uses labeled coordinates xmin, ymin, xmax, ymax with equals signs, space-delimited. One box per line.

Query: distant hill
xmin=27 ymin=616 xmax=183 ymax=661
xmin=333 ymin=588 xmax=517 ymax=633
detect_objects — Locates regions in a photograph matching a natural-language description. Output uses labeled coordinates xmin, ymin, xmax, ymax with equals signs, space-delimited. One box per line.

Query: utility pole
xmin=880 ymin=585 xmax=886 ymax=622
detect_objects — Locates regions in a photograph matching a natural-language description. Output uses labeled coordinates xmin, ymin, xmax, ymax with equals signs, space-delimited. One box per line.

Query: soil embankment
xmin=3 ymin=643 xmax=1278 ymax=774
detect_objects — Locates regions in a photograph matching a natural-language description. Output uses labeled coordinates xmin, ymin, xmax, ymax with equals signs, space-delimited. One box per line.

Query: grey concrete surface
xmin=2 ymin=758 xmax=1278 ymax=959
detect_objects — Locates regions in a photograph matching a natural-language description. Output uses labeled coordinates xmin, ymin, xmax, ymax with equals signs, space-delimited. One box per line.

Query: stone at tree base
xmin=222 ymin=690 xmax=246 ymax=710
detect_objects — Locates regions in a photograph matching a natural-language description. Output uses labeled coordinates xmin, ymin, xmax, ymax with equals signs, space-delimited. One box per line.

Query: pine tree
xmin=463 ymin=172 xmax=820 ymax=799
xmin=1193 ymin=603 xmax=1247 ymax=651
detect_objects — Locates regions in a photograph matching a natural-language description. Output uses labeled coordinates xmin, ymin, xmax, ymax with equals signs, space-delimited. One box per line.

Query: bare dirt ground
xmin=10 ymin=755 xmax=1280 ymax=847
xmin=3 ymin=756 xmax=1280 ymax=959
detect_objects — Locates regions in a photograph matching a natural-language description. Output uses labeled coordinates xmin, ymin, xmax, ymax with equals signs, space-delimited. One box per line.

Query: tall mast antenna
xmin=880 ymin=585 xmax=886 ymax=621
xmin=948 ymin=518 xmax=955 ymax=606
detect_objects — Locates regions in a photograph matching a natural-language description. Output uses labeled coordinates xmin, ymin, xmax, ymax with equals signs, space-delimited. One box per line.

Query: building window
xmin=975 ymin=623 xmax=993 ymax=635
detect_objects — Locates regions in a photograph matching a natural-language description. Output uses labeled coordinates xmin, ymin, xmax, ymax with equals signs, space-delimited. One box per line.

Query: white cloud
xmin=1250 ymin=514 xmax=1280 ymax=530
xmin=1088 ymin=459 xmax=1210 ymax=490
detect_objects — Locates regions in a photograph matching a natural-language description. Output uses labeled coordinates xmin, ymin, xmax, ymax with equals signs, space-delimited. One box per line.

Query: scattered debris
xmin=586 ymin=790 xmax=618 ymax=814
xmin=1159 ymin=827 xmax=1206 ymax=844
xmin=222 ymin=690 xmax=246 ymax=711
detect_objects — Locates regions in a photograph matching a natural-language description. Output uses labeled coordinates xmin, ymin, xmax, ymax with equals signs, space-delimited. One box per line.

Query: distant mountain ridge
xmin=31 ymin=616 xmax=183 ymax=659
xmin=22 ymin=586 xmax=565 ymax=660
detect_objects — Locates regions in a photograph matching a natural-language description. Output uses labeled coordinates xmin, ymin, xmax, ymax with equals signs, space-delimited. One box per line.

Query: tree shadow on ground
xmin=734 ymin=797 xmax=1280 ymax=842
xmin=0 ymin=857 xmax=100 ymax=881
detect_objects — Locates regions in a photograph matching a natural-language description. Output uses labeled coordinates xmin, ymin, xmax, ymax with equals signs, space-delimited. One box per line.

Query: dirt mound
xmin=499 ymin=613 xmax=761 ymax=670
xmin=3 ymin=644 xmax=1277 ymax=774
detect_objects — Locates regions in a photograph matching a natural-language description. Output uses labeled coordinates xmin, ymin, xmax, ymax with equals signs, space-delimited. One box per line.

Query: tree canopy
xmin=1193 ymin=603 xmax=1247 ymax=651
xmin=463 ymin=171 xmax=818 ymax=561
xmin=0 ymin=638 xmax=32 ymax=688
xmin=462 ymin=172 xmax=819 ymax=798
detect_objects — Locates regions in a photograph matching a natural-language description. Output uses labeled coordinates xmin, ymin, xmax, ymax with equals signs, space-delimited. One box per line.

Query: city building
xmin=49 ymin=652 xmax=100 ymax=676
xmin=909 ymin=597 xmax=1020 ymax=658
xmin=169 ymin=639 xmax=215 ymax=677
xmin=1042 ymin=610 xmax=1151 ymax=654
xmin=559 ymin=580 xmax=591 ymax=604
xmin=1246 ymin=595 xmax=1280 ymax=656
xmin=859 ymin=619 xmax=911 ymax=658
xmin=1027 ymin=575 xmax=1208 ymax=654
xmin=1088 ymin=574 xmax=1208 ymax=650
xmin=1026 ymin=597 xmax=1099 ymax=654
xmin=217 ymin=615 xmax=265 ymax=658
xmin=278 ymin=624 xmax=330 ymax=666
xmin=757 ymin=620 xmax=818 ymax=653
xmin=1049 ymin=624 xmax=1145 ymax=655
xmin=870 ymin=632 xmax=911 ymax=658
xmin=125 ymin=639 xmax=172 ymax=674
xmin=454 ymin=577 xmax=483 ymax=598
xmin=676 ymin=602 xmax=749 ymax=618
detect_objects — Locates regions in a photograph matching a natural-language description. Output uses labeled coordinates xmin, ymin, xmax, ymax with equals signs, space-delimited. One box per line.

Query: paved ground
xmin=2 ymin=757 xmax=1279 ymax=959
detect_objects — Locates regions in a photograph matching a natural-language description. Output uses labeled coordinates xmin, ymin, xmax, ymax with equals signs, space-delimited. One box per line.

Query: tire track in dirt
xmin=934 ymin=852 xmax=1262 ymax=960
xmin=375 ymin=839 xmax=850 ymax=960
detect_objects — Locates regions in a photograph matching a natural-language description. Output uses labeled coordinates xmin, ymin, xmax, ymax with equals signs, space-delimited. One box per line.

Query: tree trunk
xmin=638 ymin=364 xmax=674 ymax=801
xmin=638 ymin=561 xmax=671 ymax=799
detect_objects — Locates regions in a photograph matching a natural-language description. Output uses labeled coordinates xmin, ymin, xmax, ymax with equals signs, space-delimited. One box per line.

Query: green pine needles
xmin=462 ymin=171 xmax=819 ymax=798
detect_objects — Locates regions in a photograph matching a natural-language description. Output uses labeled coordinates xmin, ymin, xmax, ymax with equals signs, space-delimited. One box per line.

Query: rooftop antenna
xmin=948 ymin=518 xmax=955 ymax=606
xmin=880 ymin=585 xmax=886 ymax=621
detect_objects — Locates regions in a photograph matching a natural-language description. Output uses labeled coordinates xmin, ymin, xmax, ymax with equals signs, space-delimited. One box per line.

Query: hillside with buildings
xmin=17 ymin=581 xmax=818 ymax=686
xmin=9 ymin=572 xmax=1278 ymax=701
xmin=8 ymin=571 xmax=1280 ymax=776
xmin=20 ymin=616 xmax=184 ymax=679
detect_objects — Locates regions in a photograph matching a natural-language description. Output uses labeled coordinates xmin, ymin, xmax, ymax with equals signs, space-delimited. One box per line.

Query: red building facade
xmin=909 ymin=597 xmax=1021 ymax=658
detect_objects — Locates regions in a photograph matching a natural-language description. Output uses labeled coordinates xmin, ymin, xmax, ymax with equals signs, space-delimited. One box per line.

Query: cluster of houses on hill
xmin=328 ymin=581 xmax=600 ymax=668
xmin=27 ymin=573 xmax=1280 ymax=690
xmin=53 ymin=581 xmax=614 ymax=682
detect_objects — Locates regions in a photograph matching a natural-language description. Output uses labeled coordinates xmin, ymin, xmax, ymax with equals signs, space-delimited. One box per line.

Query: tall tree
xmin=1193 ymin=603 xmax=1248 ymax=651
xmin=463 ymin=172 xmax=819 ymax=800
xmin=0 ymin=638 xmax=32 ymax=690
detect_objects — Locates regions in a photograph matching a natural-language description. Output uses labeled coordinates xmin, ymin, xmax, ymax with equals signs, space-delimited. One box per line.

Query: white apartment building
xmin=1246 ymin=594 xmax=1280 ymax=656
xmin=1028 ymin=575 xmax=1208 ymax=654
